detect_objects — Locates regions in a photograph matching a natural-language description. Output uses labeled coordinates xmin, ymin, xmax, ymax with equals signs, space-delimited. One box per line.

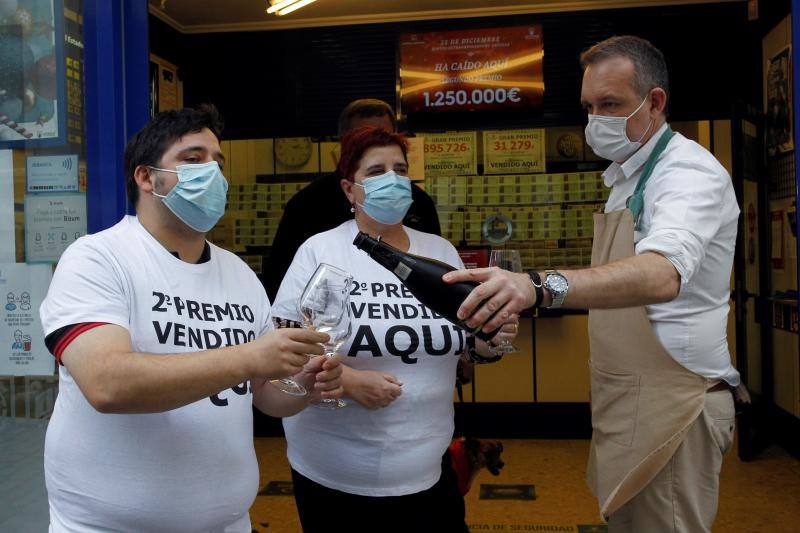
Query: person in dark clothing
xmin=263 ymin=99 xmax=440 ymax=301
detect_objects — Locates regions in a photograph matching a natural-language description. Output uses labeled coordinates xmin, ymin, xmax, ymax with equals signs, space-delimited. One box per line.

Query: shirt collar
xmin=170 ymin=242 xmax=211 ymax=264
xmin=602 ymin=122 xmax=669 ymax=187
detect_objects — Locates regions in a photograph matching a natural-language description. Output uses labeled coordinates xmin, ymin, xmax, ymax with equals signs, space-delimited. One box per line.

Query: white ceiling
xmin=149 ymin=0 xmax=741 ymax=33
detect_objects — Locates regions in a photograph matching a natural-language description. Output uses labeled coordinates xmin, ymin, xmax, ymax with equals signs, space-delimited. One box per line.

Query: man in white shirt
xmin=39 ymin=105 xmax=341 ymax=532
xmin=444 ymin=36 xmax=740 ymax=532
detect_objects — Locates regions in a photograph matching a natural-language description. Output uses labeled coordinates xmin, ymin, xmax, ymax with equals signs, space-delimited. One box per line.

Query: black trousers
xmin=291 ymin=450 xmax=468 ymax=533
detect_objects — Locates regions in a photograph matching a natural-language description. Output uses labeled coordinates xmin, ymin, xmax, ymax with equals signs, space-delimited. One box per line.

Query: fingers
xmin=314 ymin=375 xmax=342 ymax=392
xmin=321 ymin=355 xmax=342 ymax=371
xmin=442 ymin=267 xmax=493 ymax=285
xmin=463 ymin=283 xmax=511 ymax=329
xmin=480 ymin=301 xmax=518 ymax=333
xmin=283 ymin=353 xmax=311 ymax=374
xmin=289 ymin=340 xmax=325 ymax=357
xmin=381 ymin=373 xmax=403 ymax=386
xmin=315 ymin=360 xmax=343 ymax=385
xmin=461 ymin=272 xmax=532 ymax=330
xmin=286 ymin=328 xmax=330 ymax=345
xmin=302 ymin=355 xmax=326 ymax=373
xmin=369 ymin=383 xmax=402 ymax=409
xmin=320 ymin=385 xmax=344 ymax=400
xmin=457 ymin=277 xmax=502 ymax=321
xmin=311 ymin=357 xmax=344 ymax=397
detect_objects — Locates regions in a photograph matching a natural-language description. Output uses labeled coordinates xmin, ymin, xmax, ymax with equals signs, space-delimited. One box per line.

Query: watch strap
xmin=528 ymin=271 xmax=544 ymax=309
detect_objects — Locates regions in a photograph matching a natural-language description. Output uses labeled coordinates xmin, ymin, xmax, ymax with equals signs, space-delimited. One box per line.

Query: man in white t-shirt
xmin=39 ymin=105 xmax=341 ymax=533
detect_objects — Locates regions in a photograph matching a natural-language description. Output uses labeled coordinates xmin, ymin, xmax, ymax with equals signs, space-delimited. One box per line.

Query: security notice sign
xmin=0 ymin=263 xmax=53 ymax=376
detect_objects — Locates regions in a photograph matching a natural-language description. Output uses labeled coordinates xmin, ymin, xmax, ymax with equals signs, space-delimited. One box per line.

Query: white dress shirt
xmin=603 ymin=123 xmax=741 ymax=386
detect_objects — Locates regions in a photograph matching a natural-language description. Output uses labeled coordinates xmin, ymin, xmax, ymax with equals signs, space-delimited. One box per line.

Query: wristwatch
xmin=543 ymin=270 xmax=569 ymax=309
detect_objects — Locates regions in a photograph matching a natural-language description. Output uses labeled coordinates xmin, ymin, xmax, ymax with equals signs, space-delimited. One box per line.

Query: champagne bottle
xmin=353 ymin=232 xmax=501 ymax=342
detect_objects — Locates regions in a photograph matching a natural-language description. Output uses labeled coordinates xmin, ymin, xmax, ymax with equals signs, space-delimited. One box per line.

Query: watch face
xmin=275 ymin=137 xmax=313 ymax=167
xmin=547 ymin=274 xmax=568 ymax=293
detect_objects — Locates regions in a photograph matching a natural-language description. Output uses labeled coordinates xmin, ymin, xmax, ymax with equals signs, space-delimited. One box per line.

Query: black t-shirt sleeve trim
xmin=45 ymin=322 xmax=109 ymax=365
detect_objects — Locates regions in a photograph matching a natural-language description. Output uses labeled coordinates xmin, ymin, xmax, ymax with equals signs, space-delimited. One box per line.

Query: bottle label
xmin=393 ymin=262 xmax=412 ymax=281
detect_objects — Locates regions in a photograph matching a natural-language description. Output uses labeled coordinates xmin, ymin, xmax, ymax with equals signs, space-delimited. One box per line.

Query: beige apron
xmin=585 ymin=128 xmax=717 ymax=518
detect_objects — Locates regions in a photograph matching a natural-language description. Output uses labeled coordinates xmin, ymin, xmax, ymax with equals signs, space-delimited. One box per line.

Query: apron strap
xmin=626 ymin=127 xmax=675 ymax=230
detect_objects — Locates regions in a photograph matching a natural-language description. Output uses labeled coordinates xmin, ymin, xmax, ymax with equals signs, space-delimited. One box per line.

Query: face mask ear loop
xmin=626 ymin=94 xmax=649 ymax=120
xmin=633 ymin=118 xmax=654 ymax=144
xmin=147 ymin=167 xmax=171 ymax=199
xmin=627 ymin=94 xmax=652 ymax=144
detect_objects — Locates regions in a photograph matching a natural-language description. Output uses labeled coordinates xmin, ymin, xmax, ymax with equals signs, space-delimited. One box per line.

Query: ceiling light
xmin=278 ymin=0 xmax=318 ymax=15
xmin=266 ymin=0 xmax=319 ymax=15
xmin=266 ymin=0 xmax=299 ymax=14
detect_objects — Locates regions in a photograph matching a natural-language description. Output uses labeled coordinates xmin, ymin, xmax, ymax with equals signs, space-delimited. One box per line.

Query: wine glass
xmin=270 ymin=263 xmax=353 ymax=402
xmin=488 ymin=249 xmax=522 ymax=354
xmin=307 ymin=292 xmax=352 ymax=410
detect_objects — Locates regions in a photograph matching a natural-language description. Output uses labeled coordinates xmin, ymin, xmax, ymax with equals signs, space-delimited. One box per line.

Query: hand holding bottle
xmin=442 ymin=268 xmax=538 ymax=335
xmin=353 ymin=232 xmax=502 ymax=341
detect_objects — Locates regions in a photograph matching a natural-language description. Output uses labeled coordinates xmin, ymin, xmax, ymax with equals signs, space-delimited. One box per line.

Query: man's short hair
xmin=580 ymin=36 xmax=669 ymax=101
xmin=123 ymin=104 xmax=223 ymax=207
xmin=338 ymin=99 xmax=397 ymax=138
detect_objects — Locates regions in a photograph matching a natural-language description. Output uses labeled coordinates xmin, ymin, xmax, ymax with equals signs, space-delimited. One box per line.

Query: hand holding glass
xmin=488 ymin=249 xmax=522 ymax=354
xmin=271 ymin=263 xmax=353 ymax=409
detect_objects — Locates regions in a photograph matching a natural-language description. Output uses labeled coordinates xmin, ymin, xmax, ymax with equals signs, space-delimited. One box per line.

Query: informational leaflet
xmin=0 ymin=263 xmax=54 ymax=376
xmin=24 ymin=193 xmax=87 ymax=263
xmin=0 ymin=151 xmax=14 ymax=262
xmin=423 ymin=131 xmax=477 ymax=176
xmin=26 ymin=154 xmax=79 ymax=192
xmin=483 ymin=128 xmax=546 ymax=174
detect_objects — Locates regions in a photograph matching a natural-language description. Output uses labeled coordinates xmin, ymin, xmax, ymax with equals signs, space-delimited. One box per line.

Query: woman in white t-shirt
xmin=271 ymin=126 xmax=517 ymax=532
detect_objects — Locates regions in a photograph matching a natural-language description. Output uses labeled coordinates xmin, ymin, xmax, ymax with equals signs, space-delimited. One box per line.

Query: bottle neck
xmin=354 ymin=219 xmax=410 ymax=252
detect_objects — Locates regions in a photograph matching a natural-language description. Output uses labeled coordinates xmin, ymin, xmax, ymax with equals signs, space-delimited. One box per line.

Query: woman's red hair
xmin=336 ymin=126 xmax=409 ymax=182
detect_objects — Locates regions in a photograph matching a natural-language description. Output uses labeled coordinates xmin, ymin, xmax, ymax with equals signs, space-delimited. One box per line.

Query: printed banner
xmin=400 ymin=25 xmax=544 ymax=114
xmin=424 ymin=131 xmax=477 ymax=176
xmin=483 ymin=128 xmax=546 ymax=174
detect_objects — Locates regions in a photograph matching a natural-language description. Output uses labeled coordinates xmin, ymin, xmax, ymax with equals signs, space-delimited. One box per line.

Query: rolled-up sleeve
xmin=635 ymin=161 xmax=727 ymax=285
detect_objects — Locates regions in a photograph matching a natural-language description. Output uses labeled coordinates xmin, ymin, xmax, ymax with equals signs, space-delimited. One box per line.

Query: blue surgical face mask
xmin=148 ymin=161 xmax=228 ymax=233
xmin=354 ymin=170 xmax=413 ymax=225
